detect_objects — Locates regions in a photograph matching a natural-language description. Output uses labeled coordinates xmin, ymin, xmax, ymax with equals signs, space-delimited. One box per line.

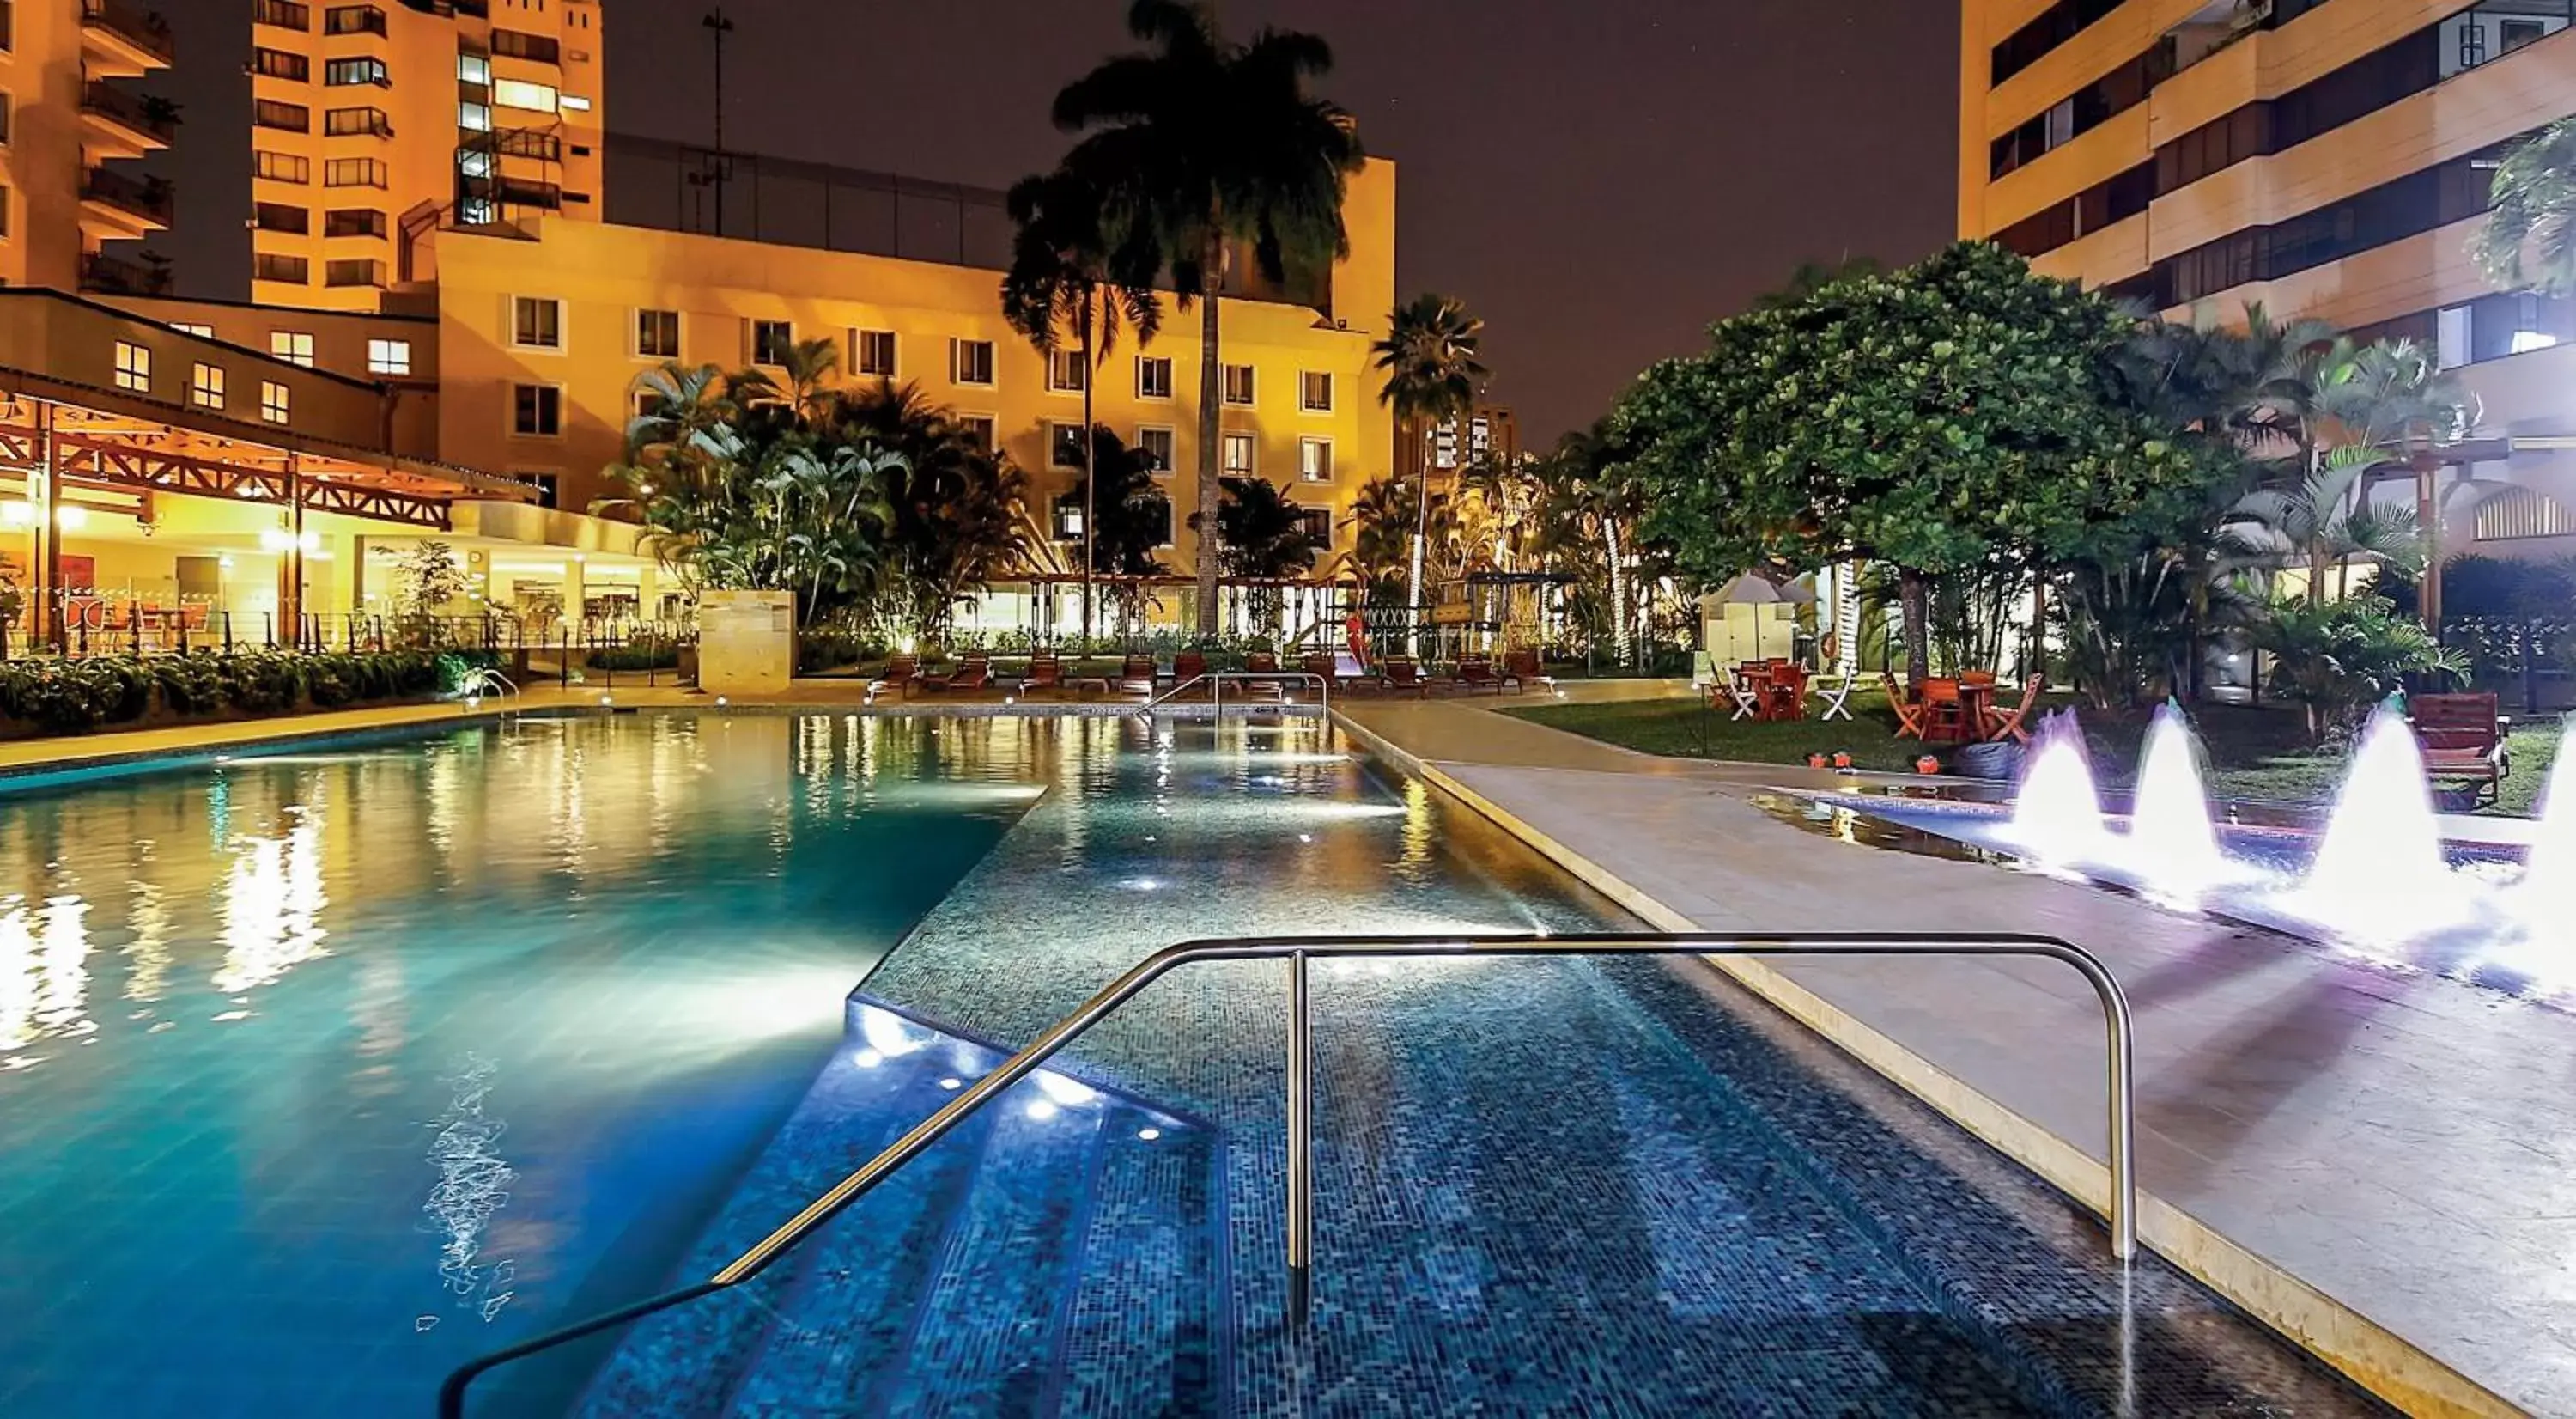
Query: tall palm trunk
xmin=1079 ymin=295 xmax=1097 ymax=647
xmin=1405 ymin=414 xmax=1427 ymax=657
xmin=1193 ymin=227 xmax=1225 ymax=639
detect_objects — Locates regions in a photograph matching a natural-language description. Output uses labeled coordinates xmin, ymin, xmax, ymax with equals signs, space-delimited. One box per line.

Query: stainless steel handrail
xmin=1139 ymin=669 xmax=1332 ymax=716
xmin=438 ymin=930 xmax=2133 ymax=1418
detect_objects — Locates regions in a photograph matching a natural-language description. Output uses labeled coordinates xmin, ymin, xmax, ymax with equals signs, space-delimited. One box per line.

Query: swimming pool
xmin=0 ymin=713 xmax=2392 ymax=1416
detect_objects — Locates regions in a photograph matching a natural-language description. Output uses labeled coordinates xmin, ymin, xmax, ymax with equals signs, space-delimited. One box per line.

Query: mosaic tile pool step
xmin=577 ymin=1000 xmax=1217 ymax=1419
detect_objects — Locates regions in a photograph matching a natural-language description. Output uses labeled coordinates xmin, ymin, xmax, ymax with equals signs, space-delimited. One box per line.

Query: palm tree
xmin=1370 ymin=293 xmax=1488 ymax=652
xmin=734 ymin=337 xmax=842 ymax=429
xmin=2473 ymin=118 xmax=2576 ymax=296
xmin=1053 ymin=0 xmax=1365 ymax=639
xmin=1002 ymin=163 xmax=1162 ymax=644
xmin=1214 ymin=475 xmax=1320 ymax=635
xmin=1063 ymin=427 xmax=1173 ymax=634
xmin=841 ymin=378 xmax=1035 ymax=642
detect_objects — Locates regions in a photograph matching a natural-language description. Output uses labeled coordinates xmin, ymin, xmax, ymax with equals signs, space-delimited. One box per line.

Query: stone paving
xmin=1336 ymin=693 xmax=2576 ymax=1419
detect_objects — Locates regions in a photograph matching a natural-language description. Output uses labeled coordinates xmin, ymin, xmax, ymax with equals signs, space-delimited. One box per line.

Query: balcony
xmin=81 ymin=252 xmax=173 ymax=298
xmin=80 ymin=167 xmax=175 ymax=240
xmin=80 ymin=82 xmax=176 ymax=159
xmin=80 ymin=0 xmax=175 ymax=78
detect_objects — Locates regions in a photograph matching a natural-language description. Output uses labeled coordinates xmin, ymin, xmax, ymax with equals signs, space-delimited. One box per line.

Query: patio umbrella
xmin=1706 ymin=574 xmax=1814 ymax=660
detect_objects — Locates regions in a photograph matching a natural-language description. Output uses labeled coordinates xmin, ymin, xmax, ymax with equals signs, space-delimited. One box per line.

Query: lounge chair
xmin=1020 ymin=655 xmax=1066 ymax=699
xmin=1494 ymin=650 xmax=1534 ymax=693
xmin=874 ymin=654 xmax=921 ymax=700
xmin=1170 ymin=651 xmax=1209 ymax=695
xmin=1379 ymin=657 xmax=1431 ymax=698
xmin=1244 ymin=651 xmax=1281 ymax=674
xmin=2411 ymin=691 xmax=2509 ymax=807
xmin=1117 ymin=655 xmax=1158 ymax=698
xmin=920 ymin=654 xmax=991 ymax=696
xmin=1453 ymin=656 xmax=1506 ymax=695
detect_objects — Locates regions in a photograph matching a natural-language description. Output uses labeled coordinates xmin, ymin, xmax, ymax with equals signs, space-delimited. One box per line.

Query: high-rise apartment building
xmin=0 ymin=1 xmax=179 ymax=296
xmin=1959 ymin=0 xmax=2576 ymax=558
xmin=249 ymin=0 xmax=605 ymax=312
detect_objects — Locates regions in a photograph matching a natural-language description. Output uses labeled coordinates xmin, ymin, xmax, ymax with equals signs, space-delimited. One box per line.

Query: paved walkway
xmin=1337 ymin=695 xmax=2573 ymax=1419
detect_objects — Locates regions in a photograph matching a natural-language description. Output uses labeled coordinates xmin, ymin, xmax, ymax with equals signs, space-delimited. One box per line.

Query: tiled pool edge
xmin=1329 ymin=707 xmax=2525 ymax=1419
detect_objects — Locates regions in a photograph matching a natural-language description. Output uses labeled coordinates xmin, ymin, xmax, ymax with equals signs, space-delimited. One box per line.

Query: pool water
xmin=3 ymin=714 xmax=2394 ymax=1417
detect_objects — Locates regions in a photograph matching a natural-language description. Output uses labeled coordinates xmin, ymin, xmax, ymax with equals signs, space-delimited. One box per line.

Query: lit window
xmin=459 ymin=101 xmax=491 ymax=133
xmin=492 ymin=78 xmax=558 ymax=113
xmin=636 ymin=308 xmax=679 ymax=359
xmin=367 ymin=338 xmax=411 ymax=375
xmin=1137 ymin=356 xmax=1173 ymax=399
xmin=951 ymin=338 xmax=994 ymax=387
xmin=457 ymin=149 xmax=495 ymax=179
xmin=324 ymin=56 xmax=388 ymax=86
xmin=1300 ymin=371 xmax=1334 ymax=412
xmin=270 ymin=331 xmax=315 ymax=368
xmin=560 ymin=94 xmax=593 ymax=113
xmin=1050 ymin=422 xmax=1087 ymax=470
xmin=1047 ymin=349 xmax=1087 ymax=393
xmin=1053 ymin=495 xmax=1084 ymax=542
xmin=255 ymin=150 xmax=309 ymax=184
xmin=457 ymin=54 xmax=490 ymax=85
xmin=169 ymin=323 xmax=210 ymax=338
xmin=750 ymin=319 xmax=793 ymax=366
xmin=1222 ymin=430 xmax=1255 ymax=478
xmin=114 ymin=341 xmax=150 ymax=393
xmin=1224 ymin=364 xmax=1255 ymax=405
xmin=512 ymin=295 xmax=562 ymax=350
xmin=851 ymin=328 xmax=896 ymax=377
xmin=1299 ymin=437 xmax=1333 ymax=483
xmin=261 ymin=381 xmax=291 ymax=425
xmin=512 ymin=384 xmax=562 ymax=437
xmin=1139 ymin=427 xmax=1175 ymax=472
xmin=325 ymin=157 xmax=386 ymax=188
xmin=191 ymin=363 xmax=227 ymax=411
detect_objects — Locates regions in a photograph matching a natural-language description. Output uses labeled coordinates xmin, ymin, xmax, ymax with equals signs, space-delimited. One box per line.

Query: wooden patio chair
xmin=1500 ymin=649 xmax=1540 ymax=692
xmin=920 ymin=653 xmax=991 ymax=696
xmin=1918 ymin=677 xmax=1971 ymax=745
xmin=1379 ymin=657 xmax=1430 ymax=698
xmin=1020 ymin=655 xmax=1066 ymax=699
xmin=1984 ymin=677 xmax=2044 ymax=744
xmin=1453 ymin=656 xmax=1506 ymax=695
xmin=2410 ymin=691 xmax=2509 ymax=807
xmin=1882 ymin=673 xmax=1929 ymax=740
xmin=874 ymin=654 xmax=921 ymax=700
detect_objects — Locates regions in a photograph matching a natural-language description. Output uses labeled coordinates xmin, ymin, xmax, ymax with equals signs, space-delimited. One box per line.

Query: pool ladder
xmin=438 ymin=930 xmax=2136 ymax=1418
xmin=1137 ymin=670 xmax=1334 ymax=716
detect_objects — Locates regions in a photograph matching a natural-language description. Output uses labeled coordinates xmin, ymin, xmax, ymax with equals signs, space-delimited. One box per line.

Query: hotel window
xmin=252 ymin=48 xmax=311 ymax=82
xmin=1136 ymin=356 xmax=1174 ymax=399
xmin=253 ymin=203 xmax=309 ymax=234
xmin=458 ymin=149 xmax=495 ymax=180
xmin=1047 ymin=349 xmax=1087 ymax=393
xmin=113 ymin=341 xmax=150 ymax=393
xmin=270 ymin=331 xmax=316 ymax=368
xmin=191 ymin=363 xmax=227 ymax=412
xmin=325 ymin=208 xmax=386 ymax=239
xmin=851 ymin=328 xmax=896 ymax=377
xmin=1138 ymin=427 xmax=1176 ymax=472
xmin=490 ymin=28 xmax=562 ymax=64
xmin=512 ymin=384 xmax=562 ymax=437
xmin=367 ymin=338 xmax=410 ymax=375
xmin=521 ymin=472 xmax=562 ymax=509
xmin=459 ymin=101 xmax=491 ymax=133
xmin=750 ymin=319 xmax=793 ymax=367
xmin=492 ymin=79 xmax=558 ymax=113
xmin=1299 ymin=437 xmax=1333 ymax=483
xmin=951 ymin=338 xmax=995 ymax=387
xmin=325 ymin=258 xmax=384 ymax=288
xmin=261 ymin=382 xmax=291 ymax=425
xmin=324 ymin=56 xmax=388 ymax=87
xmin=561 ymin=94 xmax=594 ymax=113
xmin=636 ymin=308 xmax=680 ymax=360
xmin=323 ymin=4 xmax=386 ymax=37
xmin=1296 ymin=505 xmax=1333 ymax=547
xmin=513 ymin=296 xmax=563 ymax=351
xmin=254 ymin=253 xmax=310 ymax=285
xmin=0 ymin=1 xmax=10 ymax=52
xmin=253 ymin=100 xmax=312 ymax=132
xmin=0 ymin=92 xmax=13 ymax=146
xmin=1299 ymin=371 xmax=1334 ymax=412
xmin=325 ymin=157 xmax=386 ymax=189
xmin=1049 ymin=422 xmax=1088 ymax=470
xmin=1223 ymin=363 xmax=1255 ymax=405
xmin=255 ymin=0 xmax=311 ymax=28
xmin=256 ymin=150 xmax=310 ymax=184
xmin=957 ymin=414 xmax=995 ymax=452
xmin=458 ymin=53 xmax=491 ymax=86
xmin=1221 ymin=430 xmax=1255 ymax=478
xmin=1052 ymin=494 xmax=1085 ymax=543
xmin=1148 ymin=497 xmax=1176 ymax=548
xmin=324 ymin=107 xmax=392 ymax=138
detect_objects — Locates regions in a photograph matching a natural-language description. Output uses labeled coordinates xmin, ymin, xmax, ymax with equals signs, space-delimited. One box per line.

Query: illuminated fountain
xmin=2000 ymin=712 xmax=2111 ymax=870
xmin=2125 ymin=702 xmax=2235 ymax=901
xmin=2280 ymin=703 xmax=2475 ymax=947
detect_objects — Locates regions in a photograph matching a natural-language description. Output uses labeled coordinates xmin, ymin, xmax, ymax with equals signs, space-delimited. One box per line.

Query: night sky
xmin=155 ymin=1 xmax=1957 ymax=442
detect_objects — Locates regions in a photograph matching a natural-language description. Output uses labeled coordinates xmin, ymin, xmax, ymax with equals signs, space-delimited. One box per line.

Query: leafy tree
xmin=840 ymin=379 xmax=1033 ymax=642
xmin=2472 ymin=118 xmax=2576 ymax=296
xmin=1060 ymin=427 xmax=1173 ymax=632
xmin=1001 ymin=161 xmax=1162 ymax=640
xmin=1750 ymin=256 xmax=1883 ymax=311
xmin=1053 ymin=0 xmax=1365 ymax=637
xmin=1370 ymin=292 xmax=1488 ymax=649
xmin=1616 ymin=241 xmax=2199 ymax=682
xmin=393 ymin=541 xmax=471 ymax=620
xmin=1213 ymin=476 xmax=1321 ymax=633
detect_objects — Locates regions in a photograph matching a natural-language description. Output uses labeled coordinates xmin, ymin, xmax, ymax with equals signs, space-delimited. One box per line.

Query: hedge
xmin=0 ymin=650 xmax=456 ymax=734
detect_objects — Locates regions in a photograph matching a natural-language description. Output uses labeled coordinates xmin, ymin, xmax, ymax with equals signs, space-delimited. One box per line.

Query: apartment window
xmin=512 ymin=384 xmax=562 ymax=437
xmin=951 ymin=338 xmax=995 ymax=387
xmin=458 ymin=149 xmax=495 ymax=179
xmin=850 ymin=328 xmax=896 ymax=377
xmin=168 ymin=323 xmax=210 ymax=338
xmin=1299 ymin=437 xmax=1334 ymax=483
xmin=750 ymin=319 xmax=793 ymax=366
xmin=322 ymin=4 xmax=386 ymax=37
xmin=957 ymin=415 xmax=995 ymax=453
xmin=254 ymin=253 xmax=310 ymax=285
xmin=324 ymin=107 xmax=392 ymax=138
xmin=1299 ymin=371 xmax=1334 ymax=412
xmin=635 ymin=308 xmax=680 ymax=360
xmin=1047 ymin=348 xmax=1088 ymax=393
xmin=490 ymin=29 xmax=562 ymax=64
xmin=0 ymin=0 xmax=10 ymax=53
xmin=270 ymin=332 xmax=316 ymax=368
xmin=325 ymin=157 xmax=386 ymax=189
xmin=253 ymin=202 xmax=310 ymax=235
xmin=0 ymin=92 xmax=13 ymax=147
xmin=261 ymin=381 xmax=291 ymax=426
xmin=561 ymin=94 xmax=594 ymax=113
xmin=256 ymin=150 xmax=310 ymax=185
xmin=1136 ymin=356 xmax=1174 ymax=399
xmin=191 ymin=363 xmax=226 ymax=412
xmin=1990 ymin=0 xmax=2126 ymax=85
xmin=492 ymin=79 xmax=558 ymax=113
xmin=1052 ymin=494 xmax=1086 ymax=543
xmin=1295 ymin=505 xmax=1333 ymax=547
xmin=113 ymin=341 xmax=150 ymax=393
xmin=1148 ymin=497 xmax=1176 ymax=548
xmin=253 ymin=99 xmax=312 ymax=133
xmin=1221 ymin=430 xmax=1255 ymax=478
xmin=459 ymin=102 xmax=491 ymax=133
xmin=1138 ymin=427 xmax=1176 ymax=472
xmin=254 ymin=0 xmax=311 ymax=29
xmin=522 ymin=472 xmax=562 ymax=509
xmin=367 ymin=338 xmax=411 ymax=375
xmin=513 ymin=295 xmax=563 ymax=351
xmin=325 ymin=56 xmax=388 ymax=87
xmin=325 ymin=208 xmax=386 ymax=239
xmin=252 ymin=48 xmax=311 ymax=83
xmin=325 ymin=258 xmax=384 ymax=288
xmin=1989 ymin=41 xmax=2175 ymax=180
xmin=1049 ymin=422 xmax=1088 ymax=470
xmin=458 ymin=53 xmax=491 ymax=86
xmin=1223 ymin=363 xmax=1255 ymax=405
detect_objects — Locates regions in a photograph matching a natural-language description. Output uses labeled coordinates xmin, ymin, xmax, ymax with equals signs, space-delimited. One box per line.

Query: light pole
xmin=703 ymin=7 xmax=734 ymax=236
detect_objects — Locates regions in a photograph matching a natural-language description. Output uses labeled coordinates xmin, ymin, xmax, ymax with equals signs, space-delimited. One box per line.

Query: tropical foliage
xmin=0 ymin=649 xmax=450 ymax=734
xmin=2472 ymin=117 xmax=2576 ymax=296
xmin=2252 ymin=594 xmax=2464 ymax=738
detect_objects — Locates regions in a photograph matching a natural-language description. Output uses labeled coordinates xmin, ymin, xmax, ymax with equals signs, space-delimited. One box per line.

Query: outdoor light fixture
xmin=1137 ymin=1127 xmax=1162 ymax=1142
xmin=0 ymin=501 xmax=33 ymax=527
xmin=52 ymin=505 xmax=85 ymax=531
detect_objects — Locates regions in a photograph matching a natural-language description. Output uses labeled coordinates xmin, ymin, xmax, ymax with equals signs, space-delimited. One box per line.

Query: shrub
xmin=2255 ymin=594 xmax=2467 ymax=740
xmin=0 ymin=649 xmax=446 ymax=734
xmin=586 ymin=643 xmax=682 ymax=672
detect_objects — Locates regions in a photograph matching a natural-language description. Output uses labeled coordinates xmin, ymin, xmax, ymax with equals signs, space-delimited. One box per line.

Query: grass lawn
xmin=1505 ymin=691 xmax=2564 ymax=817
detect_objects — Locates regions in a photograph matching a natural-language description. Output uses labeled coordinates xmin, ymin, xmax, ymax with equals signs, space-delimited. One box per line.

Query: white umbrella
xmin=1707 ymin=574 xmax=1813 ymax=661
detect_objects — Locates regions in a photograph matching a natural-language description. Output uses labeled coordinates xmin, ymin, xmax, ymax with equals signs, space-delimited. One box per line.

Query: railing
xmin=81 ymin=82 xmax=177 ymax=145
xmin=79 ymin=251 xmax=170 ymax=297
xmin=439 ymin=930 xmax=2136 ymax=1419
xmin=81 ymin=167 xmax=174 ymax=226
xmin=80 ymin=0 xmax=175 ymax=64
xmin=1139 ymin=670 xmax=1333 ymax=716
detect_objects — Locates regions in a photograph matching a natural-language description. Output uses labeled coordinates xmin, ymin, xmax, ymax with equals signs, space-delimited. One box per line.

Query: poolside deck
xmin=1335 ymin=691 xmax=2573 ymax=1419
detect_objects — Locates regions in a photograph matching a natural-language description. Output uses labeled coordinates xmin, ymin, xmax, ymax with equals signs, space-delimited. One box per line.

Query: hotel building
xmin=1958 ymin=0 xmax=2576 ymax=561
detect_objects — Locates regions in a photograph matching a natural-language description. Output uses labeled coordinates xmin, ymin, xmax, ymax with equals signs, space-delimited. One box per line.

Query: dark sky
xmin=156 ymin=1 xmax=1957 ymax=442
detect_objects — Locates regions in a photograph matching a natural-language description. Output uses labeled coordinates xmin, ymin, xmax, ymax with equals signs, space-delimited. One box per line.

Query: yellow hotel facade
xmin=1959 ymin=0 xmax=2576 ymax=563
